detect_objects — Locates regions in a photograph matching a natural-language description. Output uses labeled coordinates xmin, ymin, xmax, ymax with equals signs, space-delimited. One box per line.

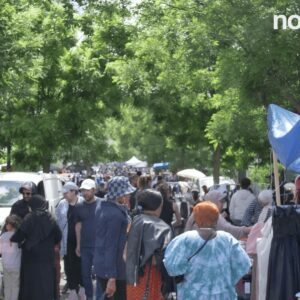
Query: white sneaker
xmin=78 ymin=287 xmax=86 ymax=300
xmin=67 ymin=289 xmax=78 ymax=300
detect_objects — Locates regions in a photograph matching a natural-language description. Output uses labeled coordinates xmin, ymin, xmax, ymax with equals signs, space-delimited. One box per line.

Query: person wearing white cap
xmin=185 ymin=190 xmax=251 ymax=239
xmin=94 ymin=176 xmax=135 ymax=300
xmin=55 ymin=182 xmax=85 ymax=300
xmin=74 ymin=179 xmax=102 ymax=300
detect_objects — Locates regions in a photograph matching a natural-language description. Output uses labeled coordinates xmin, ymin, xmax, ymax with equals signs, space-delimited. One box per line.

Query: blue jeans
xmin=80 ymin=247 xmax=102 ymax=299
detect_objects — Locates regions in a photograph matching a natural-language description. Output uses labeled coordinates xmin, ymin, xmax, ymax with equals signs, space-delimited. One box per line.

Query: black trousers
xmin=98 ymin=277 xmax=127 ymax=300
xmin=64 ymin=245 xmax=83 ymax=291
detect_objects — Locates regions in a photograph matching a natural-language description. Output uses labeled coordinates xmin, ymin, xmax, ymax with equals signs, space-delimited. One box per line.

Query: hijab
xmin=29 ymin=194 xmax=49 ymax=212
xmin=193 ymin=201 xmax=219 ymax=228
xmin=21 ymin=195 xmax=56 ymax=250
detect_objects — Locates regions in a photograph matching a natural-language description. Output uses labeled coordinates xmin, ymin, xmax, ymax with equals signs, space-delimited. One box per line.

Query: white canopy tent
xmin=125 ymin=156 xmax=147 ymax=168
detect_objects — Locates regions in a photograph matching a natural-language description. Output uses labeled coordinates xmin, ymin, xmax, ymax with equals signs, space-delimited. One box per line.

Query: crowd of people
xmin=1 ymin=172 xmax=299 ymax=300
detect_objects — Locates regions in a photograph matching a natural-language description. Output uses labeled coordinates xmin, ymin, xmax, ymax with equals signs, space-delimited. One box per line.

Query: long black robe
xmin=11 ymin=196 xmax=62 ymax=300
xmin=266 ymin=205 xmax=300 ymax=300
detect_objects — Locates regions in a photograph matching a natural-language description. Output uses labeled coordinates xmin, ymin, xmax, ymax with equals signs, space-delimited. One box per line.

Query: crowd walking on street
xmin=2 ymin=171 xmax=295 ymax=300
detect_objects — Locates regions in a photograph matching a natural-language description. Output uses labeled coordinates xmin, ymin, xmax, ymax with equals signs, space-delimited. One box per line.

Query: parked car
xmin=0 ymin=172 xmax=63 ymax=227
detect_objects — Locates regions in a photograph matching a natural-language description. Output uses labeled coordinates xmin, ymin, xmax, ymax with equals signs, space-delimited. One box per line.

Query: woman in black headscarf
xmin=11 ymin=195 xmax=62 ymax=300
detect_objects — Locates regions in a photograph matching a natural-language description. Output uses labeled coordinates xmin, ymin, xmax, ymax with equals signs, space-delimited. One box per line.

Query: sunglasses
xmin=22 ymin=192 xmax=32 ymax=196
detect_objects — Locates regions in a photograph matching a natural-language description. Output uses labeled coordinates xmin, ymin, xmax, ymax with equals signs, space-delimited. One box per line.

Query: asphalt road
xmin=59 ymin=262 xmax=98 ymax=300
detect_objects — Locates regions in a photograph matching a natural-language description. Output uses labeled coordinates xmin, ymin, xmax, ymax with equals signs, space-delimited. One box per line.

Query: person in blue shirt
xmin=93 ymin=176 xmax=135 ymax=300
xmin=164 ymin=201 xmax=251 ymax=300
xmin=74 ymin=179 xmax=102 ymax=300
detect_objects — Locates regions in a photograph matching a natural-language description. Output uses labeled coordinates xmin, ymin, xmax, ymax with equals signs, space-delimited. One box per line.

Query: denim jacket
xmin=55 ymin=196 xmax=83 ymax=256
xmin=94 ymin=201 xmax=128 ymax=280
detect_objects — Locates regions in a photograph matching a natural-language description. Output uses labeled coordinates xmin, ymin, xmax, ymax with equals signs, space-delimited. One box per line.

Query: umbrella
xmin=177 ymin=169 xmax=206 ymax=179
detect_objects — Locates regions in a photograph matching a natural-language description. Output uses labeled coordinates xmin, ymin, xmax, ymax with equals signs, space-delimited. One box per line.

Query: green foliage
xmin=0 ymin=0 xmax=299 ymax=177
xmin=248 ymin=164 xmax=271 ymax=189
xmin=107 ymin=0 xmax=218 ymax=171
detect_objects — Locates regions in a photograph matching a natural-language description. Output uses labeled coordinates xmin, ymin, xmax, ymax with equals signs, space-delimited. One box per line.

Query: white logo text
xmin=274 ymin=15 xmax=300 ymax=30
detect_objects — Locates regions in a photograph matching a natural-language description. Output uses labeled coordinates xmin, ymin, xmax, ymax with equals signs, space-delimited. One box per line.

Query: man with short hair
xmin=10 ymin=181 xmax=37 ymax=219
xmin=95 ymin=182 xmax=107 ymax=199
xmin=202 ymin=185 xmax=209 ymax=195
xmin=74 ymin=179 xmax=102 ymax=300
xmin=229 ymin=178 xmax=256 ymax=225
xmin=191 ymin=188 xmax=201 ymax=204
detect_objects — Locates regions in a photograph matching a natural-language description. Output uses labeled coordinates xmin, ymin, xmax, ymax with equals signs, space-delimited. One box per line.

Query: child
xmin=0 ymin=215 xmax=21 ymax=300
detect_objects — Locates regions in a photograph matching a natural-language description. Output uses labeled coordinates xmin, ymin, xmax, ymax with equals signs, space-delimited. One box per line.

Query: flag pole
xmin=272 ymin=150 xmax=281 ymax=206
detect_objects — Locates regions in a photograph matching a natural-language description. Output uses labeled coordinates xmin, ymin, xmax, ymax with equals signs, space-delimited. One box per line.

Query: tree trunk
xmin=237 ymin=170 xmax=247 ymax=183
xmin=6 ymin=143 xmax=12 ymax=171
xmin=213 ymin=145 xmax=221 ymax=184
xmin=179 ymin=148 xmax=185 ymax=169
xmin=42 ymin=158 xmax=51 ymax=173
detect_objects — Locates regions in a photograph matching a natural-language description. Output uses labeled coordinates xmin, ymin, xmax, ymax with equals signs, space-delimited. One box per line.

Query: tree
xmin=202 ymin=0 xmax=300 ymax=177
xmin=1 ymin=0 xmax=299 ymax=178
xmin=107 ymin=0 xmax=219 ymax=172
xmin=0 ymin=1 xmax=107 ymax=171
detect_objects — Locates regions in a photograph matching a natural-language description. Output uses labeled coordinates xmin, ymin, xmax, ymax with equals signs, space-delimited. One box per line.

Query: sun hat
xmin=107 ymin=176 xmax=136 ymax=199
xmin=63 ymin=181 xmax=79 ymax=194
xmin=80 ymin=179 xmax=96 ymax=190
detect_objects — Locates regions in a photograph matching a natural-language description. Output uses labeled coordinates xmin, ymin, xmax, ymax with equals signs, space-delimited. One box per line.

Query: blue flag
xmin=268 ymin=104 xmax=300 ymax=173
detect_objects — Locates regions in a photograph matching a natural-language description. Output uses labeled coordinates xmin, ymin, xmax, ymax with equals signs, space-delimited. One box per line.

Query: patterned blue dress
xmin=163 ymin=230 xmax=251 ymax=300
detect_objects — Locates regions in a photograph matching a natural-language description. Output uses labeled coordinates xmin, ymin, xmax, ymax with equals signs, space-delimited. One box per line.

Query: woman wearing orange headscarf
xmin=164 ymin=201 xmax=251 ymax=300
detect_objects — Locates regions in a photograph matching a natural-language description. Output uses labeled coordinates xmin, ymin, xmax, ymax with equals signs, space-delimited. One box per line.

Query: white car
xmin=0 ymin=172 xmax=63 ymax=227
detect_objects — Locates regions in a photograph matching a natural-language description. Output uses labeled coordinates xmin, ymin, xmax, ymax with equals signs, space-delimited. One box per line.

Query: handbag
xmin=142 ymin=259 xmax=152 ymax=300
xmin=174 ymin=233 xmax=213 ymax=284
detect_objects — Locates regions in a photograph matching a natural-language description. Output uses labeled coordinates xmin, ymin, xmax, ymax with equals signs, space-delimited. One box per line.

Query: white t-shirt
xmin=229 ymin=189 xmax=256 ymax=221
xmin=0 ymin=231 xmax=21 ymax=270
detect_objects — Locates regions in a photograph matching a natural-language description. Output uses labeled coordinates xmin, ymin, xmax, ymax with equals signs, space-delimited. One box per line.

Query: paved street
xmin=59 ymin=261 xmax=98 ymax=300
xmin=59 ymin=267 xmax=69 ymax=300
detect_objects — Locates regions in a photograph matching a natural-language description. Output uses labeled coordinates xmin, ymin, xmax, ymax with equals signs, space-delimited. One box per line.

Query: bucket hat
xmin=107 ymin=176 xmax=136 ymax=199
